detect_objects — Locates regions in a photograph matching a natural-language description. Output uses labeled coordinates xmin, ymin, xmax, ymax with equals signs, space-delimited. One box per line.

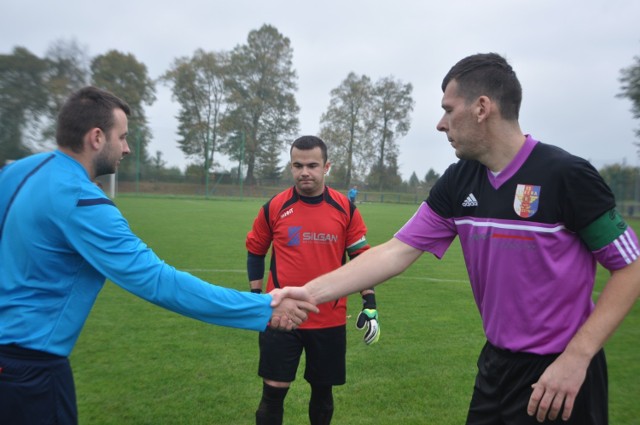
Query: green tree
xmin=222 ymin=24 xmax=299 ymax=185
xmin=91 ymin=50 xmax=156 ymax=179
xmin=184 ymin=162 xmax=206 ymax=184
xmin=424 ymin=168 xmax=441 ymax=187
xmin=162 ymin=49 xmax=228 ymax=188
xmin=369 ymin=76 xmax=414 ymax=191
xmin=151 ymin=150 xmax=167 ymax=170
xmin=319 ymin=72 xmax=373 ymax=188
xmin=408 ymin=171 xmax=420 ymax=188
xmin=257 ymin=136 xmax=283 ymax=181
xmin=619 ymin=53 xmax=640 ymax=146
xmin=41 ymin=39 xmax=90 ymax=144
xmin=147 ymin=151 xmax=182 ymax=182
xmin=367 ymin=152 xmax=402 ymax=191
xmin=0 ymin=47 xmax=49 ymax=165
xmin=599 ymin=163 xmax=640 ymax=202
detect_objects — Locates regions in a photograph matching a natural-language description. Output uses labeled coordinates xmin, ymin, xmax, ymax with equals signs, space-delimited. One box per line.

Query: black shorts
xmin=0 ymin=344 xmax=77 ymax=425
xmin=258 ymin=325 xmax=347 ymax=386
xmin=466 ymin=341 xmax=607 ymax=425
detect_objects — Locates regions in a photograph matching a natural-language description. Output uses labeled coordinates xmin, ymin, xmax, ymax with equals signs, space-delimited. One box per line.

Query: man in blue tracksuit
xmin=347 ymin=185 xmax=358 ymax=203
xmin=0 ymin=86 xmax=316 ymax=424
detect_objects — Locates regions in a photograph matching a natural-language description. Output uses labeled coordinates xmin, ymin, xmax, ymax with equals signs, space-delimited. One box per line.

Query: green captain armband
xmin=578 ymin=209 xmax=627 ymax=251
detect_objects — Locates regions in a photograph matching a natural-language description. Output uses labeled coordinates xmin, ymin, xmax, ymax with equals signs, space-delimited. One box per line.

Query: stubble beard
xmin=94 ymin=149 xmax=118 ymax=177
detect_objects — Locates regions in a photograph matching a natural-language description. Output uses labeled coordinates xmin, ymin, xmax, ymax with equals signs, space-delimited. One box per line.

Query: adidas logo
xmin=462 ymin=193 xmax=478 ymax=207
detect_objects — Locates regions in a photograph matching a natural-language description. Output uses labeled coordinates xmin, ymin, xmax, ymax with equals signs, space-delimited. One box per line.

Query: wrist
xmin=563 ymin=338 xmax=598 ymax=366
xmin=362 ymin=292 xmax=376 ymax=309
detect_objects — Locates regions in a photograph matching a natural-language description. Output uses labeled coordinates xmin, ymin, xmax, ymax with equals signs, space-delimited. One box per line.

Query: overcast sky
xmin=2 ymin=0 xmax=639 ymax=180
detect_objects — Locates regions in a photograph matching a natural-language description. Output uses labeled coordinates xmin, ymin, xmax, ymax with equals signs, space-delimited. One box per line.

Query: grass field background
xmin=71 ymin=196 xmax=640 ymax=424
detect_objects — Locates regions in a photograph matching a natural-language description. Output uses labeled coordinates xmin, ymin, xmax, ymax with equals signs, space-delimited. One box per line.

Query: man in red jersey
xmin=246 ymin=135 xmax=379 ymax=425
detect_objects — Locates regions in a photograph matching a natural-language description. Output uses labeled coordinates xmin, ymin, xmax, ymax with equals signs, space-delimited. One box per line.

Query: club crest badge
xmin=513 ymin=184 xmax=540 ymax=218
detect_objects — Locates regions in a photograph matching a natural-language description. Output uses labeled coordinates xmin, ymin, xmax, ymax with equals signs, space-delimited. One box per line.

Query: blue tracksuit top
xmin=0 ymin=150 xmax=272 ymax=356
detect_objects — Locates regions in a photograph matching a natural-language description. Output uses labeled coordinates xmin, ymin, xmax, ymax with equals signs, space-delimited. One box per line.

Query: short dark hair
xmin=56 ymin=86 xmax=131 ymax=153
xmin=441 ymin=53 xmax=522 ymax=120
xmin=290 ymin=135 xmax=328 ymax=163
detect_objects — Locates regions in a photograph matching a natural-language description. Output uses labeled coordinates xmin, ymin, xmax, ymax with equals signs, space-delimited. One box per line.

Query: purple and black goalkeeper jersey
xmin=395 ymin=135 xmax=640 ymax=355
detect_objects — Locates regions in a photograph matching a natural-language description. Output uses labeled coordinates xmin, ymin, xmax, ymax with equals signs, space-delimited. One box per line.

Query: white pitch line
xmin=184 ymin=270 xmax=604 ymax=295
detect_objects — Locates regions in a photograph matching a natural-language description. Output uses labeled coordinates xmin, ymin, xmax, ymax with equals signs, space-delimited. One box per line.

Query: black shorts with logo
xmin=258 ymin=325 xmax=347 ymax=386
xmin=466 ymin=341 xmax=607 ymax=425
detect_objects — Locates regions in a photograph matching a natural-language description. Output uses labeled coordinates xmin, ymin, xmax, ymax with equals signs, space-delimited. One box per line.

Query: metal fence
xmin=95 ymin=174 xmax=432 ymax=205
xmin=94 ymin=173 xmax=640 ymax=218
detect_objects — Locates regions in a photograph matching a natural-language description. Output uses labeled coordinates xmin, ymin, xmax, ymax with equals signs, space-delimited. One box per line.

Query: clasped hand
xmin=269 ymin=287 xmax=318 ymax=330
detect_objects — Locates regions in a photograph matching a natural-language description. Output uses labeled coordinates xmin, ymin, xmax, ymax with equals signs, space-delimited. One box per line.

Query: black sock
xmin=309 ymin=384 xmax=334 ymax=425
xmin=256 ymin=382 xmax=289 ymax=425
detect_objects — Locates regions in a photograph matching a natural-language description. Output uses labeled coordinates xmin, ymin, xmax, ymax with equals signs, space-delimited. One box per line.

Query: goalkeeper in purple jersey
xmin=276 ymin=53 xmax=640 ymax=425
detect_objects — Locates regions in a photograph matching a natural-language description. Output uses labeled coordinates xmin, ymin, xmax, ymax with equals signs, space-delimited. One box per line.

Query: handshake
xmin=267 ymin=287 xmax=380 ymax=344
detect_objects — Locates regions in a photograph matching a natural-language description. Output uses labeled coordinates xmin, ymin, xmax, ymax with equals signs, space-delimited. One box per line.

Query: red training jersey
xmin=246 ymin=186 xmax=369 ymax=329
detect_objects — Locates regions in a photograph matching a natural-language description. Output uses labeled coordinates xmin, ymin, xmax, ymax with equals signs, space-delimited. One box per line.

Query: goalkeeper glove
xmin=355 ymin=293 xmax=380 ymax=345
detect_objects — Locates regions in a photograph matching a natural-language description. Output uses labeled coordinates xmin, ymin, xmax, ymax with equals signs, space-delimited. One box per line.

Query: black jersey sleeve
xmin=559 ymin=154 xmax=616 ymax=233
xmin=425 ymin=162 xmax=457 ymax=218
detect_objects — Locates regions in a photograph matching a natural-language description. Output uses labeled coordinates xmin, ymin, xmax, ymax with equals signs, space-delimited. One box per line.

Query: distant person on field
xmin=276 ymin=53 xmax=640 ymax=424
xmin=246 ymin=136 xmax=380 ymax=425
xmin=347 ymin=184 xmax=358 ymax=203
xmin=0 ymin=86 xmax=316 ymax=425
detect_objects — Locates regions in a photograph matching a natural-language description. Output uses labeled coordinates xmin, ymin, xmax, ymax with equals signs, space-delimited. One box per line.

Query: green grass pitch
xmin=71 ymin=196 xmax=640 ymax=424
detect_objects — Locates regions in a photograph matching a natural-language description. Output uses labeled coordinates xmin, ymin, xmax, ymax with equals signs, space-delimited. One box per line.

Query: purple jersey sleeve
xmin=394 ymin=202 xmax=457 ymax=259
